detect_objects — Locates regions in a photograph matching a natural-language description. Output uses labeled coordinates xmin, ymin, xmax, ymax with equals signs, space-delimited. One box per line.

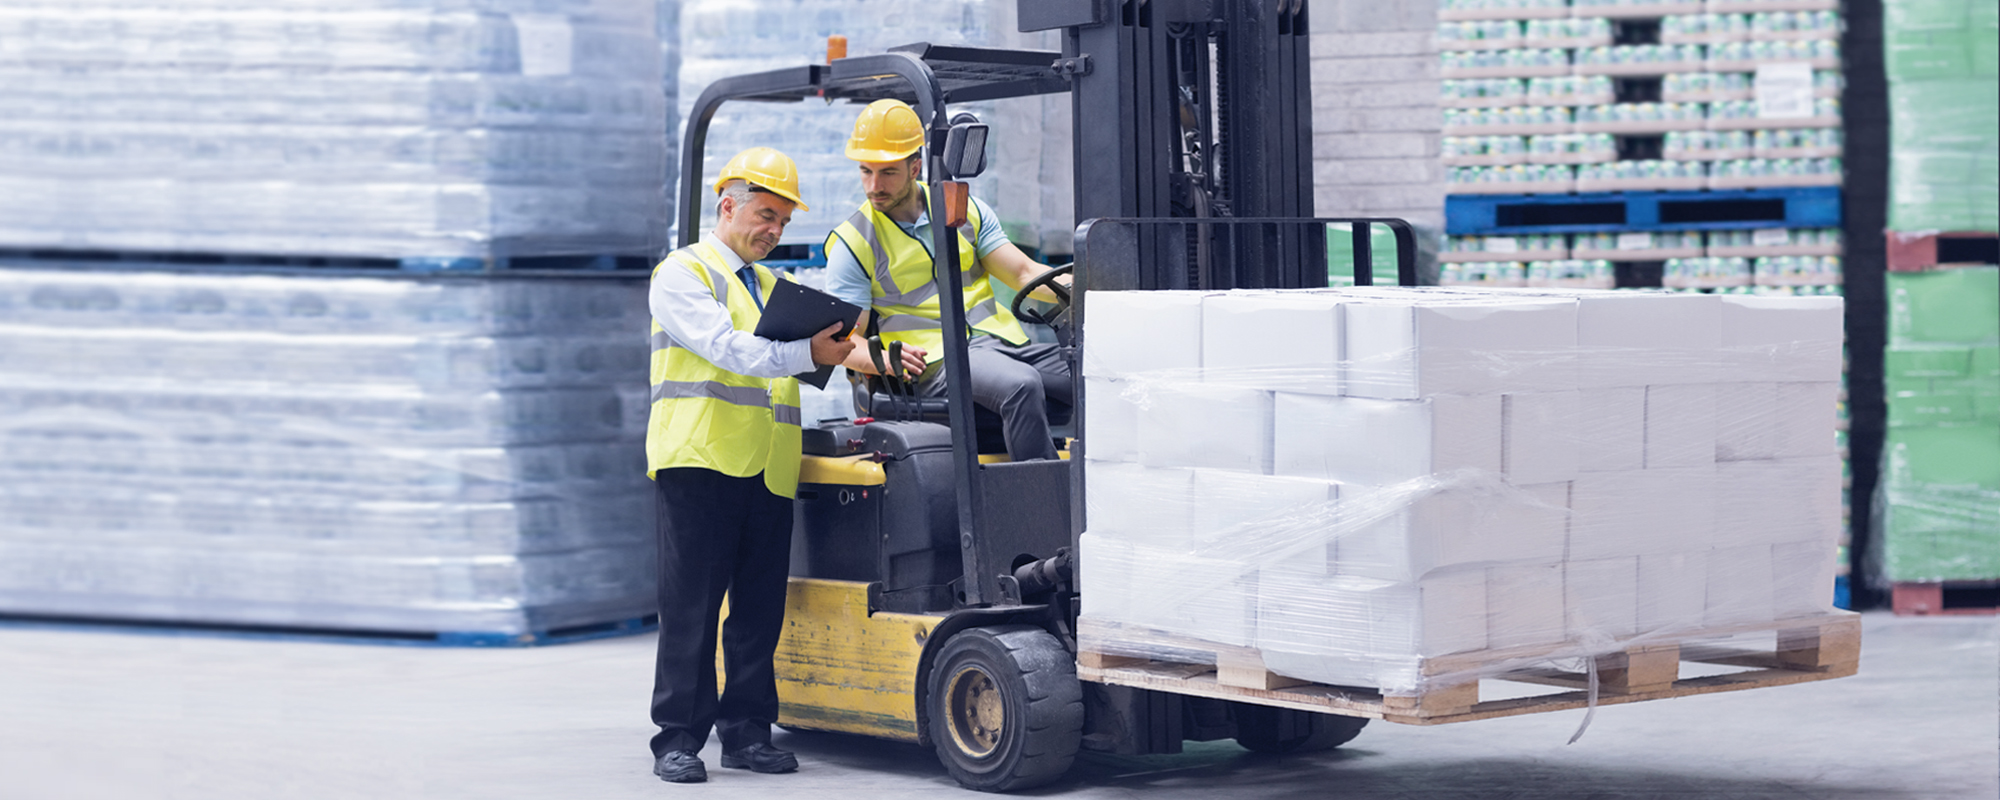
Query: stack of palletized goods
xmin=0 ymin=0 xmax=666 ymax=263
xmin=1078 ymin=285 xmax=1843 ymax=694
xmin=1876 ymin=266 xmax=2000 ymax=591
xmin=0 ymin=268 xmax=657 ymax=636
xmin=1884 ymin=0 xmax=1999 ymax=231
xmin=675 ymin=0 xmax=1072 ymax=253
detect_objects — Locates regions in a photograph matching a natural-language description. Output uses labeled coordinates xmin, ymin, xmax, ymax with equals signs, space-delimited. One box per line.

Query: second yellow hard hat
xmin=844 ymin=99 xmax=925 ymax=163
xmin=713 ymin=146 xmax=809 ymax=211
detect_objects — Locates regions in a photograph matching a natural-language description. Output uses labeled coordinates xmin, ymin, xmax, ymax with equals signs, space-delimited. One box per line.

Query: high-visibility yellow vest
xmin=645 ymin=241 xmax=803 ymax=499
xmin=825 ymin=186 xmax=1028 ymax=364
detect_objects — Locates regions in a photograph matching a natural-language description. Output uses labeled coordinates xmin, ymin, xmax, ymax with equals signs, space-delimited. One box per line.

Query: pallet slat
xmin=1078 ymin=613 xmax=1860 ymax=726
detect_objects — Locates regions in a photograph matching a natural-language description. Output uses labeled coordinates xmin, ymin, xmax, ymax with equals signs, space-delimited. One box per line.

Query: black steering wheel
xmin=1009 ymin=263 xmax=1073 ymax=328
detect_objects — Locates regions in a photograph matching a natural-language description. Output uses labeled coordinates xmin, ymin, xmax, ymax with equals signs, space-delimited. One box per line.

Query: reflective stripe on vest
xmin=824 ymin=186 xmax=1028 ymax=362
xmin=645 ymin=241 xmax=803 ymax=498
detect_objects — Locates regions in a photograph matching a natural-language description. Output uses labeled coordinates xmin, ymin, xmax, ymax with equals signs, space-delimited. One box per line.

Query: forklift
xmin=675 ymin=1 xmax=1419 ymax=791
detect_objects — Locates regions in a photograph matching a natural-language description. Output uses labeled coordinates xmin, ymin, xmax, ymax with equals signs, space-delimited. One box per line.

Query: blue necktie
xmin=737 ymin=266 xmax=764 ymax=311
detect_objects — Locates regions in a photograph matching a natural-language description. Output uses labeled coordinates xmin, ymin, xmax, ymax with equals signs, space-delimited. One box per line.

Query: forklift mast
xmin=675 ymin=0 xmax=1414 ymax=616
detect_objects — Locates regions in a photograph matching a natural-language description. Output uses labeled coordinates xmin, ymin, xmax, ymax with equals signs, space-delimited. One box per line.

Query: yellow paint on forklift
xmin=798 ymin=454 xmax=886 ymax=486
xmin=976 ymin=447 xmax=1070 ymax=464
xmin=770 ymin=578 xmax=939 ymax=741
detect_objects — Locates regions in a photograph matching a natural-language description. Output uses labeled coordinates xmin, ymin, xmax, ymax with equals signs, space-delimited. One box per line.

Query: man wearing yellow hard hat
xmin=642 ymin=147 xmax=852 ymax=784
xmin=825 ymin=99 xmax=1075 ymax=462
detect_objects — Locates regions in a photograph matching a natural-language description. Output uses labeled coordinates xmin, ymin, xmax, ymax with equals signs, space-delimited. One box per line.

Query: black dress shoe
xmin=720 ymin=742 xmax=798 ymax=774
xmin=654 ymin=750 xmax=707 ymax=783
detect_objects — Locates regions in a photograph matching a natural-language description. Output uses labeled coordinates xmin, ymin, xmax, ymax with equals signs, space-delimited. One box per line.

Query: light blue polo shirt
xmin=824 ymin=195 xmax=1011 ymax=310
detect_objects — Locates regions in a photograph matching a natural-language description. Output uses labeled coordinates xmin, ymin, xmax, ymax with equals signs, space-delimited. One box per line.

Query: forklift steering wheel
xmin=1009 ymin=263 xmax=1073 ymax=328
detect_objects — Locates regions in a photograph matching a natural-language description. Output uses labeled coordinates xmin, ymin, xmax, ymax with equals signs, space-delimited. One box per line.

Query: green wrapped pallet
xmin=1887 ymin=267 xmax=2000 ymax=347
xmin=1885 ymin=0 xmax=2000 ymax=230
xmin=1874 ymin=425 xmax=2000 ymax=581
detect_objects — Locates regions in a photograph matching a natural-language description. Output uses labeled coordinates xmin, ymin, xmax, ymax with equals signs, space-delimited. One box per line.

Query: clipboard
xmin=753 ymin=279 xmax=863 ymax=389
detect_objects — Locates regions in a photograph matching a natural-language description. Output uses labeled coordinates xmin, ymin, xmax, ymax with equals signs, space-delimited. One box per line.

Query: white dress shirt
xmin=648 ymin=235 xmax=815 ymax=380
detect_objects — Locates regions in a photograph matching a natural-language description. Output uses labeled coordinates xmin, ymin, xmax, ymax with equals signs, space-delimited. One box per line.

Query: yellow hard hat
xmin=844 ymin=99 xmax=925 ymax=162
xmin=713 ymin=146 xmax=808 ymax=211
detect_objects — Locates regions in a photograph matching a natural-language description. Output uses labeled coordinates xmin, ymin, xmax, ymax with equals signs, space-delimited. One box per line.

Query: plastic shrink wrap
xmin=1874 ymin=266 xmax=2000 ymax=583
xmin=1883 ymin=0 xmax=2000 ymax=231
xmin=1079 ymin=286 xmax=1845 ymax=695
xmin=0 ymin=268 xmax=660 ymax=634
xmin=0 ymin=0 xmax=668 ymax=261
xmin=676 ymin=0 xmax=1074 ymax=253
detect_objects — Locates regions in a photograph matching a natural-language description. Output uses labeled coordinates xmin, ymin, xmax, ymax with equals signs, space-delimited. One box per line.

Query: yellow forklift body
xmin=771 ymin=578 xmax=940 ymax=741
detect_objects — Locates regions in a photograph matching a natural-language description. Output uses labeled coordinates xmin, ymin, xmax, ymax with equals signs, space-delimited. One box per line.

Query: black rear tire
xmin=1233 ymin=705 xmax=1368 ymax=755
xmin=926 ymin=625 xmax=1084 ymax=792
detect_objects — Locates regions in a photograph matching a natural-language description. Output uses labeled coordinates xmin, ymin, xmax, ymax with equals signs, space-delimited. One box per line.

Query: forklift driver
xmin=824 ymin=99 xmax=1075 ymax=462
xmin=643 ymin=147 xmax=855 ymax=784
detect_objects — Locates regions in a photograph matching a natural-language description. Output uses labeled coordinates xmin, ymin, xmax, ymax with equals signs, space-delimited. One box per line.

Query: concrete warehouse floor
xmin=1 ymin=612 xmax=1992 ymax=800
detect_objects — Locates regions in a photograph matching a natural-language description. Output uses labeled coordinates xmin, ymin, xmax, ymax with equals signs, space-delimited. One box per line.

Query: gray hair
xmin=717 ymin=179 xmax=757 ymax=212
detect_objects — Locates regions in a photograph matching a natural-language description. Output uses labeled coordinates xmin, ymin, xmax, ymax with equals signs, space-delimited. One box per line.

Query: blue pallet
xmin=1445 ymin=186 xmax=1842 ymax=236
xmin=0 ymin=612 xmax=659 ymax=648
xmin=1834 ymin=575 xmax=1852 ymax=611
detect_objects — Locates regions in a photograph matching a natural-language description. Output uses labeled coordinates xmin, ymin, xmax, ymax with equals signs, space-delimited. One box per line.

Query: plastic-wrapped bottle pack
xmin=674 ymin=0 xmax=1074 ymax=254
xmin=0 ymin=0 xmax=668 ymax=261
xmin=0 ymin=267 xmax=659 ymax=635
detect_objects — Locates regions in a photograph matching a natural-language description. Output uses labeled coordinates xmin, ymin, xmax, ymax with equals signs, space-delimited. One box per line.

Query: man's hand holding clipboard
xmin=753 ymin=281 xmax=864 ymax=389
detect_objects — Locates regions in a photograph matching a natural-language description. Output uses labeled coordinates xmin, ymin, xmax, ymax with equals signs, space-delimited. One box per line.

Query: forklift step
xmin=1444 ymin=186 xmax=1842 ymax=236
xmin=1074 ymin=613 xmax=1859 ymax=726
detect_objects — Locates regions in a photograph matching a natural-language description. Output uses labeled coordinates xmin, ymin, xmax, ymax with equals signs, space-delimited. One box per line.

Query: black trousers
xmin=918 ymin=335 xmax=1074 ymax=461
xmin=649 ymin=467 xmax=793 ymax=758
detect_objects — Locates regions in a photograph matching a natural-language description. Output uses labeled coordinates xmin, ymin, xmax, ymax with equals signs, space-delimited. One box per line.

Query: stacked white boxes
xmin=1079 ymin=285 xmax=1842 ymax=694
xmin=0 ymin=0 xmax=667 ymax=262
xmin=0 ymin=268 xmax=657 ymax=634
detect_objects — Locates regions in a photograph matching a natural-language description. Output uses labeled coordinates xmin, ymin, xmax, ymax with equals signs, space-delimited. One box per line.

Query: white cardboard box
xmin=1772 ymin=540 xmax=1837 ymax=619
xmin=1082 ymin=290 xmax=1208 ymax=378
xmin=1575 ymin=291 xmax=1723 ymax=387
xmin=1566 ymin=556 xmax=1640 ymax=640
xmin=1488 ymin=561 xmax=1567 ymax=649
xmin=1084 ymin=377 xmax=1140 ymax=463
xmin=1137 ymin=383 xmax=1274 ymax=473
xmin=1716 ymin=382 xmax=1836 ymax=461
xmin=1578 ymin=387 xmax=1646 ymax=472
xmin=1645 ymin=383 xmax=1719 ymax=468
xmin=1334 ymin=481 xmax=1569 ymax=581
xmin=1706 ymin=544 xmax=1776 ymax=626
xmin=1343 ymin=296 xmax=1580 ymax=399
xmin=1504 ymin=390 xmax=1581 ymax=483
xmin=1083 ymin=461 xmax=1194 ymax=543
xmin=1569 ymin=467 xmax=1719 ymax=558
xmin=1714 ymin=456 xmax=1843 ymax=548
xmin=1716 ymin=295 xmax=1844 ymax=383
xmin=1081 ymin=534 xmax=1258 ymax=646
xmin=1188 ymin=469 xmax=1338 ymax=543
xmin=1200 ymin=292 xmax=1343 ymax=394
xmin=1272 ymin=392 xmax=1502 ymax=485
xmin=1256 ymin=566 xmax=1487 ymax=691
xmin=1637 ymin=551 xmax=1708 ymax=631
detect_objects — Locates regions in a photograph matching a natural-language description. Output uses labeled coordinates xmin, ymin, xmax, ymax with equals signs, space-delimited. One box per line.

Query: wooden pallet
xmin=1885 ymin=231 xmax=2000 ymax=273
xmin=1076 ymin=613 xmax=1859 ymax=726
xmin=1891 ymin=582 xmax=2000 ymax=617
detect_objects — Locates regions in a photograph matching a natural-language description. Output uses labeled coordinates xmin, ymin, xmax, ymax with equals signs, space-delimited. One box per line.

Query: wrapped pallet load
xmin=1079 ymin=286 xmax=1844 ymax=701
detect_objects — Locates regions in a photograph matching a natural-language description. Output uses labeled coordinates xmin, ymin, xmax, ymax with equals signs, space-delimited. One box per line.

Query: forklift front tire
xmin=926 ymin=625 xmax=1083 ymax=792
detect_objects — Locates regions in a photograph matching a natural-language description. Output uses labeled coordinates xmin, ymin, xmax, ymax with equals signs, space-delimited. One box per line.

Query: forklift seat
xmin=850 ymin=375 xmax=1074 ymax=455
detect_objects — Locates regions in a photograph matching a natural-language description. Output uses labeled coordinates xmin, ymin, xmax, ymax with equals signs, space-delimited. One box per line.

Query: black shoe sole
xmin=720 ymin=754 xmax=798 ymax=774
xmin=655 ymin=762 xmax=708 ymax=783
